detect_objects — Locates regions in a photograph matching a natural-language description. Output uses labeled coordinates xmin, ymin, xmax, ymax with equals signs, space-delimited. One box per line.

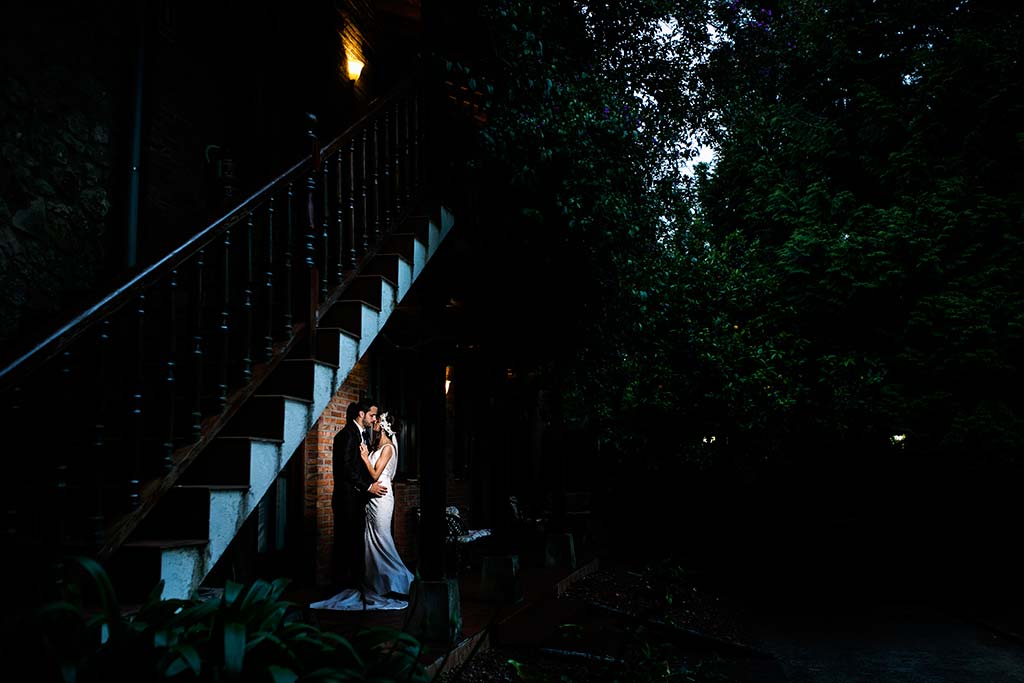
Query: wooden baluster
xmin=263 ymin=197 xmax=275 ymax=361
xmin=4 ymin=386 xmax=22 ymax=542
xmin=360 ymin=128 xmax=369 ymax=253
xmin=282 ymin=183 xmax=294 ymax=338
xmin=336 ymin=150 xmax=347 ymax=277
xmin=347 ymin=140 xmax=356 ymax=263
xmin=381 ymin=109 xmax=392 ymax=234
xmin=304 ymin=116 xmax=318 ymax=286
xmin=191 ymin=250 xmax=205 ymax=440
xmin=129 ymin=295 xmax=145 ymax=510
xmin=218 ymin=229 xmax=231 ymax=411
xmin=402 ymin=98 xmax=412 ymax=208
xmin=160 ymin=272 xmax=177 ymax=473
xmin=55 ymin=350 xmax=72 ymax=543
xmin=304 ymin=115 xmax=320 ymax=352
xmin=411 ymin=93 xmax=420 ymax=199
xmin=371 ymin=118 xmax=382 ymax=244
xmin=392 ymin=102 xmax=403 ymax=220
xmin=242 ymin=215 xmax=254 ymax=383
xmin=90 ymin=320 xmax=110 ymax=548
xmin=320 ymin=151 xmax=330 ymax=299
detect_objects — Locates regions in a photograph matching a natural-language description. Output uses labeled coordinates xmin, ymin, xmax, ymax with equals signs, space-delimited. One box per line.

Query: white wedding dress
xmin=310 ymin=442 xmax=415 ymax=611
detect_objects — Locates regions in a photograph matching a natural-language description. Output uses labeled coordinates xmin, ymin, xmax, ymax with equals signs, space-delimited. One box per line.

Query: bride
xmin=311 ymin=411 xmax=416 ymax=611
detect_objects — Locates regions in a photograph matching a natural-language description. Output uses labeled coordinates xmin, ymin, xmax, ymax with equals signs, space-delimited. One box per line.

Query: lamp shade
xmin=346 ymin=59 xmax=365 ymax=82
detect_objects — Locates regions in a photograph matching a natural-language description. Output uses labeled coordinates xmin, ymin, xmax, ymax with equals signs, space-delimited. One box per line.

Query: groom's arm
xmin=335 ymin=431 xmax=369 ymax=495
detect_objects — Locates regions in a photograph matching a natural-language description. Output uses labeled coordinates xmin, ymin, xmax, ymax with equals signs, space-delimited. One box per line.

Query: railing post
xmin=360 ymin=128 xmax=369 ymax=253
xmin=129 ymin=295 xmax=145 ymax=510
xmin=403 ymin=97 xmax=412 ymax=209
xmin=218 ymin=230 xmax=231 ymax=411
xmin=347 ymin=140 xmax=357 ymax=262
xmin=336 ymin=150 xmax=347 ymax=278
xmin=282 ymin=183 xmax=294 ymax=339
xmin=381 ymin=109 xmax=392 ymax=234
xmin=372 ymin=118 xmax=382 ymax=243
xmin=242 ymin=216 xmax=254 ymax=383
xmin=162 ymin=271 xmax=177 ymax=473
xmin=191 ymin=250 xmax=205 ymax=440
xmin=303 ymin=113 xmax=320 ymax=354
xmin=56 ymin=351 xmax=72 ymax=544
xmin=392 ymin=101 xmax=403 ymax=221
xmin=91 ymin=320 xmax=110 ymax=549
xmin=263 ymin=198 xmax=275 ymax=361
xmin=320 ymin=148 xmax=330 ymax=300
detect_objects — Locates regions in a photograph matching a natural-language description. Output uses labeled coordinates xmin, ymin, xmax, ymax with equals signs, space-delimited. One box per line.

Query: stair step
xmin=132 ymin=485 xmax=212 ymax=541
xmin=319 ymin=299 xmax=368 ymax=335
xmin=221 ymin=394 xmax=311 ymax=440
xmin=345 ymin=274 xmax=389 ymax=308
xmin=380 ymin=232 xmax=421 ymax=264
xmin=180 ymin=435 xmax=281 ymax=486
xmin=314 ymin=327 xmax=360 ymax=369
xmin=110 ymin=538 xmax=207 ymax=603
xmin=260 ymin=357 xmax=337 ymax=400
xmin=405 ymin=214 xmax=435 ymax=245
xmin=362 ymin=252 xmax=407 ymax=287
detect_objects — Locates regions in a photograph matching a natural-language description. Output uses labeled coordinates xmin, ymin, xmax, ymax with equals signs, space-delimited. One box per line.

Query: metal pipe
xmin=126 ymin=1 xmax=147 ymax=268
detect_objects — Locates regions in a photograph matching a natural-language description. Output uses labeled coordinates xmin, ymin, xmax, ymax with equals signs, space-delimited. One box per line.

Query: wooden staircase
xmin=0 ymin=73 xmax=477 ymax=605
xmin=108 ymin=210 xmax=454 ymax=601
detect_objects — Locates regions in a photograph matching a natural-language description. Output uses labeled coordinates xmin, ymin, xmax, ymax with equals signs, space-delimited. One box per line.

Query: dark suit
xmin=332 ymin=421 xmax=373 ymax=587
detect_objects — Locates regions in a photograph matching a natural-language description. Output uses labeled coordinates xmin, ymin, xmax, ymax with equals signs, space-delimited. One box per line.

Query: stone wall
xmin=0 ymin=3 xmax=123 ymax=351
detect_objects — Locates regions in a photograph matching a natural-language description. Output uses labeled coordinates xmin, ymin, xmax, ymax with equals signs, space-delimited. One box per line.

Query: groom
xmin=333 ymin=399 xmax=387 ymax=589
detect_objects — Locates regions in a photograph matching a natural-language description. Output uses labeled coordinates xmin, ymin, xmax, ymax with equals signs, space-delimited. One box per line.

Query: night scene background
xmin=2 ymin=1 xmax=1023 ymax=681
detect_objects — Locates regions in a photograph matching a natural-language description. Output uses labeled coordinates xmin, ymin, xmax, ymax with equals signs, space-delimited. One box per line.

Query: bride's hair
xmin=379 ymin=411 xmax=402 ymax=439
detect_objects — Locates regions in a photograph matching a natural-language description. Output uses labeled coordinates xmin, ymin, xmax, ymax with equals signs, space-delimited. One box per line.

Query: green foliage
xmin=691 ymin=0 xmax=1024 ymax=462
xmin=8 ymin=556 xmax=429 ymax=683
xmin=442 ymin=0 xmax=1023 ymax=482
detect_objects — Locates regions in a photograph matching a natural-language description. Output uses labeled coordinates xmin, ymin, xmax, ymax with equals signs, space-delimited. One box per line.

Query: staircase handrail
xmin=0 ymin=79 xmax=414 ymax=392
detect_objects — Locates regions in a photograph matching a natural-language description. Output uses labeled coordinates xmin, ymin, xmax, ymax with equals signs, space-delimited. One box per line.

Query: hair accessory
xmin=379 ymin=412 xmax=395 ymax=438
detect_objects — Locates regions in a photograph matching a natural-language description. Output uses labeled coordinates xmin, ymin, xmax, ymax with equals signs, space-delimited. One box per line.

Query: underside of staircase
xmin=109 ymin=208 xmax=454 ymax=602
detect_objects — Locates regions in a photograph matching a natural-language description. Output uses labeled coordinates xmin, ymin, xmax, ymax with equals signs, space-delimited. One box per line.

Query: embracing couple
xmin=311 ymin=398 xmax=416 ymax=611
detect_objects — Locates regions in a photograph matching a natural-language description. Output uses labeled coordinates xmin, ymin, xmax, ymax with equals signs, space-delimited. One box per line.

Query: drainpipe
xmin=126 ymin=1 xmax=147 ymax=269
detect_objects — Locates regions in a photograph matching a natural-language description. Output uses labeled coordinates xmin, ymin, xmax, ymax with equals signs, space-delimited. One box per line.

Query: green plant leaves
xmin=18 ymin=558 xmax=429 ymax=683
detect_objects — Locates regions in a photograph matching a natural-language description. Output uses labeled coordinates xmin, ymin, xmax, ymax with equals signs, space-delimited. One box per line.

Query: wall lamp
xmin=347 ymin=58 xmax=365 ymax=82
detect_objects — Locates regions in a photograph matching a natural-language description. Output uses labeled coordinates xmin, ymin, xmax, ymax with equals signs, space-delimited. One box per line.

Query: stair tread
xmin=280 ymin=357 xmax=339 ymax=370
xmin=316 ymin=325 xmax=361 ymax=338
xmin=213 ymin=435 xmax=284 ymax=444
xmin=175 ymin=483 xmax=250 ymax=491
xmin=249 ymin=392 xmax=313 ymax=403
xmin=358 ymin=269 xmax=399 ymax=287
xmin=335 ymin=297 xmax=382 ymax=312
xmin=123 ymin=538 xmax=208 ymax=549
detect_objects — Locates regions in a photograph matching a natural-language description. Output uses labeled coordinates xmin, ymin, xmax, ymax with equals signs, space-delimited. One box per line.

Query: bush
xmin=7 ymin=556 xmax=429 ymax=682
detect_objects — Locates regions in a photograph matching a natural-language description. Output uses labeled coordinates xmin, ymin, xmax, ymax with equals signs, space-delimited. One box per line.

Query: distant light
xmin=891 ymin=434 xmax=907 ymax=446
xmin=347 ymin=59 xmax=365 ymax=82
xmin=703 ymin=435 xmax=716 ymax=444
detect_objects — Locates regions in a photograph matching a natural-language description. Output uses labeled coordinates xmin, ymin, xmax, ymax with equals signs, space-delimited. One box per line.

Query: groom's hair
xmin=345 ymin=399 xmax=370 ymax=423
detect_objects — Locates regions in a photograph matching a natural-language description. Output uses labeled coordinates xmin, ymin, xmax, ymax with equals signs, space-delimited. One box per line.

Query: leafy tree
xmin=692 ymin=0 xmax=1024 ymax=464
xmin=440 ymin=0 xmax=1024 ymax=555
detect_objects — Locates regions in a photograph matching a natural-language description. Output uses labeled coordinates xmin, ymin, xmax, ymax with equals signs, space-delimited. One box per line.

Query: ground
xmin=439 ymin=558 xmax=785 ymax=682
